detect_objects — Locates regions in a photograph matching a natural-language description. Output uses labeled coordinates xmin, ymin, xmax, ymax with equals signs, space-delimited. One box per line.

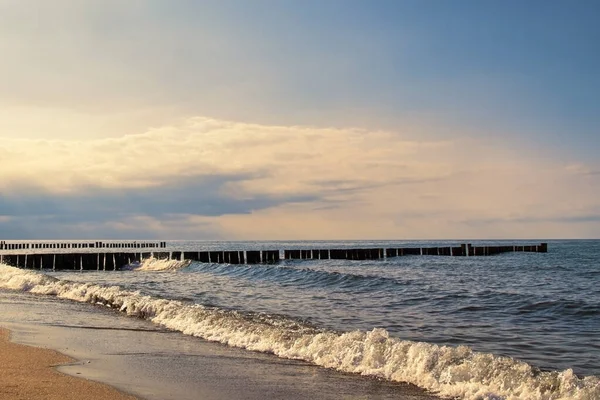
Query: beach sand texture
xmin=0 ymin=328 xmax=136 ymax=400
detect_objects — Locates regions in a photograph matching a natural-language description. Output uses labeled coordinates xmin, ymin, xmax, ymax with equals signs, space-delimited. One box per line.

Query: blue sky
xmin=0 ymin=1 xmax=598 ymax=239
xmin=139 ymin=0 xmax=600 ymax=157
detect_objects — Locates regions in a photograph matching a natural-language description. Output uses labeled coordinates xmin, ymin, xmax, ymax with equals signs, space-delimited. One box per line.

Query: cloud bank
xmin=0 ymin=117 xmax=598 ymax=239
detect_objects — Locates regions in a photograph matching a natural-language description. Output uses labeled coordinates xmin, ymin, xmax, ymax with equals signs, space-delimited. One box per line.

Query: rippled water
xmin=2 ymin=239 xmax=599 ymax=400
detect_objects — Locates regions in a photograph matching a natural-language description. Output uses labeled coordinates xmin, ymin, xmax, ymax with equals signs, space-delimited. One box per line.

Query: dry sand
xmin=0 ymin=328 xmax=137 ymax=400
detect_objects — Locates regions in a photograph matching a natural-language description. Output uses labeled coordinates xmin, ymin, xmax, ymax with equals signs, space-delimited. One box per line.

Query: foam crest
xmin=135 ymin=257 xmax=191 ymax=271
xmin=1 ymin=264 xmax=598 ymax=400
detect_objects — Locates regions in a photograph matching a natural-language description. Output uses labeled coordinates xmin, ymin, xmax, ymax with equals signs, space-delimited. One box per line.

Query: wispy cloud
xmin=463 ymin=214 xmax=600 ymax=226
xmin=565 ymin=164 xmax=600 ymax=176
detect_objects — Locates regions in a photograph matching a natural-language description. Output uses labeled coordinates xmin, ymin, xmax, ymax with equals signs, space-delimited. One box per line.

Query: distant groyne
xmin=0 ymin=242 xmax=548 ymax=271
xmin=0 ymin=241 xmax=166 ymax=250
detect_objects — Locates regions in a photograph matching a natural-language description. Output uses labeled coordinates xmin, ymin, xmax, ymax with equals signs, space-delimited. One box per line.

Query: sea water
xmin=1 ymin=240 xmax=599 ymax=399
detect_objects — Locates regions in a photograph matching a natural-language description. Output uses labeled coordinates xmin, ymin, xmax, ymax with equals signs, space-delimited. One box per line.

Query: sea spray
xmin=1 ymin=264 xmax=598 ymax=400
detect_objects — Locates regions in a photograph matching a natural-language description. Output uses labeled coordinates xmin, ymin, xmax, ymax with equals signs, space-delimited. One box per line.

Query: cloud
xmin=0 ymin=117 xmax=450 ymax=195
xmin=1 ymin=116 xmax=599 ymax=239
xmin=565 ymin=164 xmax=600 ymax=176
xmin=0 ymin=171 xmax=319 ymax=239
xmin=0 ymin=173 xmax=317 ymax=219
xmin=464 ymin=214 xmax=600 ymax=226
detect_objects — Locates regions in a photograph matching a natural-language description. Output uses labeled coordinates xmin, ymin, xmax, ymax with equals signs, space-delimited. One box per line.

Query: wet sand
xmin=0 ymin=328 xmax=136 ymax=400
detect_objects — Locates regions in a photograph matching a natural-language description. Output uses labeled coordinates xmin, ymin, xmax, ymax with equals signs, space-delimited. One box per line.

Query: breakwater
xmin=0 ymin=242 xmax=548 ymax=271
xmin=0 ymin=241 xmax=166 ymax=250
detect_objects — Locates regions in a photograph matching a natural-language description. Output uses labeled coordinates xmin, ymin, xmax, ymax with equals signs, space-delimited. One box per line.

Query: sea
xmin=1 ymin=239 xmax=599 ymax=400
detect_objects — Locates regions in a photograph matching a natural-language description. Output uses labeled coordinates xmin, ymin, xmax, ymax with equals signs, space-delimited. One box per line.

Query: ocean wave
xmin=188 ymin=262 xmax=410 ymax=291
xmin=1 ymin=264 xmax=598 ymax=400
xmin=133 ymin=257 xmax=191 ymax=271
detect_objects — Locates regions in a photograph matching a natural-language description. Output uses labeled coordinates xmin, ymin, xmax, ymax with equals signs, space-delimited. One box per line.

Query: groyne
xmin=0 ymin=241 xmax=166 ymax=250
xmin=0 ymin=243 xmax=548 ymax=271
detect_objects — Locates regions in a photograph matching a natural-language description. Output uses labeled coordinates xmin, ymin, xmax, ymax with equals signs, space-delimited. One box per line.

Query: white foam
xmin=135 ymin=257 xmax=191 ymax=271
xmin=1 ymin=264 xmax=598 ymax=400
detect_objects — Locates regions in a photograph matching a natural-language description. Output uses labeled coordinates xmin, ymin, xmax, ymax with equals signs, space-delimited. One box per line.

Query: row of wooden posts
xmin=0 ymin=243 xmax=547 ymax=271
xmin=286 ymin=243 xmax=547 ymax=259
xmin=0 ymin=241 xmax=167 ymax=250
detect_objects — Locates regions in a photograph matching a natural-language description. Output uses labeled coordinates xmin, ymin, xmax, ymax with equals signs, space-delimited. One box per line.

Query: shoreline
xmin=0 ymin=289 xmax=438 ymax=400
xmin=0 ymin=327 xmax=137 ymax=400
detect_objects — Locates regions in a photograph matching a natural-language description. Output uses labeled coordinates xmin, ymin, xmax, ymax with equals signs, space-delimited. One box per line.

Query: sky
xmin=0 ymin=0 xmax=599 ymax=240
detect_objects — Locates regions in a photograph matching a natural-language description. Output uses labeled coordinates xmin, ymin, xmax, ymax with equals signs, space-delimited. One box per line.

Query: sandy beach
xmin=0 ymin=328 xmax=136 ymax=400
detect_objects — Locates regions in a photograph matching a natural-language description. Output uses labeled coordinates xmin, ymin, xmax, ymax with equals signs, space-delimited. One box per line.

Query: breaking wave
xmin=133 ymin=257 xmax=191 ymax=271
xmin=1 ymin=264 xmax=598 ymax=400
